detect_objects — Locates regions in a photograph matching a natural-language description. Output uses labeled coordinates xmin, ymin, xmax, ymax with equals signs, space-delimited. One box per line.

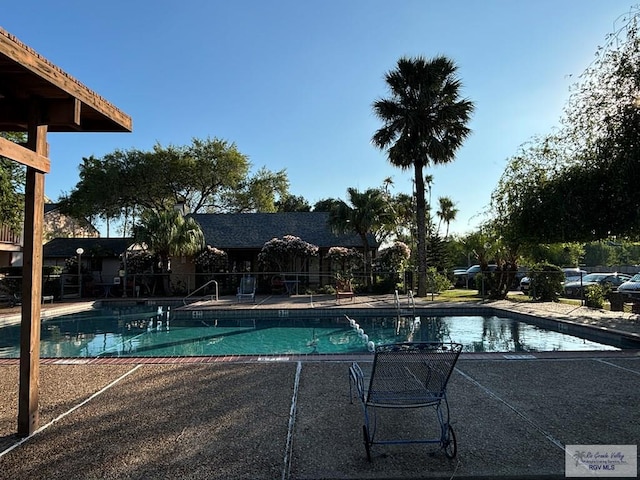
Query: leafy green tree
xmin=492 ymin=9 xmax=640 ymax=242
xmin=0 ymin=132 xmax=26 ymax=232
xmin=459 ymin=226 xmax=517 ymax=299
xmin=232 ymin=166 xmax=290 ymax=213
xmin=372 ymin=56 xmax=474 ymax=296
xmin=426 ymin=233 xmax=448 ymax=273
xmin=312 ymin=198 xmax=342 ymax=212
xmin=491 ymin=134 xmax=569 ymax=244
xmin=60 ymin=137 xmax=290 ymax=234
xmin=275 ymin=194 xmax=311 ymax=212
xmin=133 ymin=209 xmax=205 ymax=294
xmin=445 ymin=234 xmax=471 ymax=268
xmin=522 ymin=242 xmax=584 ymax=267
xmin=328 ymin=187 xmax=391 ymax=288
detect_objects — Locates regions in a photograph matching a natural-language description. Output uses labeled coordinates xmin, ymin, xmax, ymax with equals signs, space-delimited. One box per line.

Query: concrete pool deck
xmin=0 ymin=295 xmax=639 ymax=479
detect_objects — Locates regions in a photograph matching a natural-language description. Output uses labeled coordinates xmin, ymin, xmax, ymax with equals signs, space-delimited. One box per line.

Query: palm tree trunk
xmin=159 ymin=253 xmax=171 ymax=295
xmin=414 ymin=162 xmax=427 ymax=297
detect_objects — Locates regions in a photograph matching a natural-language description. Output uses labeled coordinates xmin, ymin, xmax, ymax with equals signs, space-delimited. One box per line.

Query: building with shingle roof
xmin=43 ymin=237 xmax=132 ymax=263
xmin=190 ymin=212 xmax=377 ymax=288
xmin=34 ymin=212 xmax=377 ymax=296
xmin=43 ymin=237 xmax=133 ymax=285
xmin=191 ymin=211 xmax=375 ymax=250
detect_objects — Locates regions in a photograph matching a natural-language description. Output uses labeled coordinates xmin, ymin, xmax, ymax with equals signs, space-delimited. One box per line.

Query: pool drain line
xmin=282 ymin=361 xmax=302 ymax=480
xmin=595 ymin=358 xmax=640 ymax=376
xmin=455 ymin=367 xmax=566 ymax=452
xmin=0 ymin=364 xmax=142 ymax=460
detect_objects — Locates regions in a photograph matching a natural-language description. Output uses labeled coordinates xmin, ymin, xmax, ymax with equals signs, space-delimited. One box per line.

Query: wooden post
xmin=17 ymin=121 xmax=47 ymax=437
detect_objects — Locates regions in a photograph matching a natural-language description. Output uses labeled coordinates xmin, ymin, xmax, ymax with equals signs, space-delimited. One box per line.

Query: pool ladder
xmin=394 ymin=289 xmax=416 ymax=318
xmin=183 ymin=279 xmax=219 ymax=305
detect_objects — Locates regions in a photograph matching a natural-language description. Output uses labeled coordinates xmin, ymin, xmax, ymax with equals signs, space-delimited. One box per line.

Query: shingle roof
xmin=43 ymin=237 xmax=133 ymax=258
xmin=190 ymin=212 xmax=376 ymax=249
xmin=44 ymin=203 xmax=58 ymax=214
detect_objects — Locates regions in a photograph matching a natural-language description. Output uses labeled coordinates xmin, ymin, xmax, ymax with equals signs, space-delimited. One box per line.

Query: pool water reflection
xmin=0 ymin=305 xmax=622 ymax=358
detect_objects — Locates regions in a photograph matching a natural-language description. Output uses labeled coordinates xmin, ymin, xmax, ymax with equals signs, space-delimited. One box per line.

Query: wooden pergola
xmin=0 ymin=28 xmax=132 ymax=436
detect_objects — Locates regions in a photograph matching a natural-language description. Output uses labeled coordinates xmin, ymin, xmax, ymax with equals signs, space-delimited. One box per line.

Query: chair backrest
xmin=367 ymin=342 xmax=462 ymax=403
xmin=336 ymin=278 xmax=352 ymax=292
xmin=239 ymin=276 xmax=256 ymax=294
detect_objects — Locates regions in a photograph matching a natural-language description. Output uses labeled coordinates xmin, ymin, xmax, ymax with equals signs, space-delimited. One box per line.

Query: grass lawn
xmin=427 ymin=288 xmax=616 ymax=311
xmin=433 ymin=288 xmax=483 ymax=301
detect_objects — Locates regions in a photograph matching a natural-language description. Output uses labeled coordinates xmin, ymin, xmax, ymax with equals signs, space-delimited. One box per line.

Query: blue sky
xmin=2 ymin=1 xmax=635 ymax=236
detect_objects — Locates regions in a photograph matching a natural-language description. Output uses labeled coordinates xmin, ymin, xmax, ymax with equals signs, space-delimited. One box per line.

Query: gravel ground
xmin=487 ymin=298 xmax=640 ymax=336
xmin=0 ymin=296 xmax=638 ymax=479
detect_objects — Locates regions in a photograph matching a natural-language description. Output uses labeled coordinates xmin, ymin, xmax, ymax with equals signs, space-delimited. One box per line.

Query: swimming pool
xmin=0 ymin=305 xmax=627 ymax=358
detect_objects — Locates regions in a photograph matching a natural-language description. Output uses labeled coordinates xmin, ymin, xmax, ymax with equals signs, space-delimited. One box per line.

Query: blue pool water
xmin=0 ymin=305 xmax=623 ymax=358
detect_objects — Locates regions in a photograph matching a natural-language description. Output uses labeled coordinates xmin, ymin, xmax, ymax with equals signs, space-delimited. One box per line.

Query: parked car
xmin=562 ymin=268 xmax=588 ymax=284
xmin=563 ymin=272 xmax=632 ymax=298
xmin=520 ymin=267 xmax=588 ymax=294
xmin=617 ymin=273 xmax=640 ymax=299
xmin=465 ymin=264 xmax=497 ymax=287
xmin=452 ymin=267 xmax=468 ymax=288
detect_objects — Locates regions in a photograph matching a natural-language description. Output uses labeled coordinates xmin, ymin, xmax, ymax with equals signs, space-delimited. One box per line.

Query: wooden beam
xmin=0 ymin=29 xmax=132 ymax=132
xmin=0 ymin=98 xmax=81 ymax=131
xmin=0 ymin=136 xmax=50 ymax=173
xmin=17 ymin=121 xmax=47 ymax=437
xmin=42 ymin=98 xmax=81 ymax=129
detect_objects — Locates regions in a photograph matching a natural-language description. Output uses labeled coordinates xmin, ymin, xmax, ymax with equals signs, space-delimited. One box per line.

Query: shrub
xmin=258 ymin=235 xmax=319 ymax=272
xmin=314 ymin=285 xmax=336 ymax=295
xmin=474 ymin=272 xmax=494 ymax=296
xmin=528 ymin=262 xmax=563 ymax=301
xmin=195 ymin=245 xmax=228 ymax=272
xmin=584 ymin=284 xmax=608 ymax=309
xmin=426 ymin=267 xmax=452 ymax=294
xmin=375 ymin=242 xmax=411 ymax=273
xmin=371 ymin=276 xmax=398 ymax=294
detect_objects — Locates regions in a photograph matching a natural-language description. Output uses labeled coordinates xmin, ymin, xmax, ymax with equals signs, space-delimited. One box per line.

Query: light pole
xmin=76 ymin=247 xmax=84 ymax=298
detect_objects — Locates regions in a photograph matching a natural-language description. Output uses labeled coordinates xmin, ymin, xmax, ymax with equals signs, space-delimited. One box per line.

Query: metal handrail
xmin=395 ymin=289 xmax=416 ymax=318
xmin=183 ymin=279 xmax=218 ymax=305
xmin=407 ymin=290 xmax=416 ymax=317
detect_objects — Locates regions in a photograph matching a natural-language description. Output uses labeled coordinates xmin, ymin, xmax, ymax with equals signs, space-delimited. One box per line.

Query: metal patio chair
xmin=349 ymin=342 xmax=463 ymax=461
xmin=236 ymin=276 xmax=256 ymax=303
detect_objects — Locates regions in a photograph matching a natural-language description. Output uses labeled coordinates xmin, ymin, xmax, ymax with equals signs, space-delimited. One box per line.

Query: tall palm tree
xmin=372 ymin=56 xmax=474 ymax=296
xmin=134 ymin=209 xmax=205 ymax=294
xmin=328 ymin=187 xmax=391 ymax=287
xmin=436 ymin=196 xmax=458 ymax=238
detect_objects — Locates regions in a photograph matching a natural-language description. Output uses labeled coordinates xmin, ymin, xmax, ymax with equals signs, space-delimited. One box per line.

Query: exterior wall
xmin=43 ymin=210 xmax=99 ymax=242
xmin=170 ymin=255 xmax=197 ymax=294
xmin=0 ymin=224 xmax=22 ymax=269
xmin=0 ymin=209 xmax=98 ymax=268
xmin=98 ymin=258 xmax=122 ymax=282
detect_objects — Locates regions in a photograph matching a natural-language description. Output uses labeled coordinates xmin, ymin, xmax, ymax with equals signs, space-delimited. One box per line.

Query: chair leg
xmin=362 ymin=425 xmax=372 ymax=462
xmin=442 ymin=424 xmax=457 ymax=458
